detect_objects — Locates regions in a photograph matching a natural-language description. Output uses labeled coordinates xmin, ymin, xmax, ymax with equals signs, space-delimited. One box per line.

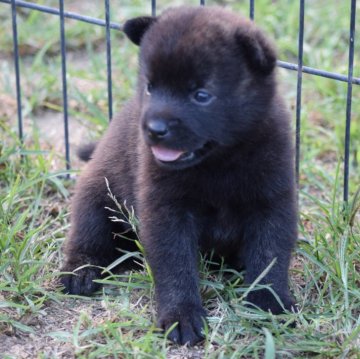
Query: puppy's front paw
xmin=60 ymin=261 xmax=102 ymax=295
xmin=158 ymin=304 xmax=206 ymax=345
xmin=246 ymin=289 xmax=296 ymax=314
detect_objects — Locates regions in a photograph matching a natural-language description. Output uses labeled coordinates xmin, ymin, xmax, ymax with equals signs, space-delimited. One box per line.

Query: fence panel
xmin=1 ymin=0 xmax=358 ymax=202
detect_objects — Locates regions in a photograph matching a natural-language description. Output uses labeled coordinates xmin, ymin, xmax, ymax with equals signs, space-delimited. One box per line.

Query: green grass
xmin=0 ymin=0 xmax=359 ymax=358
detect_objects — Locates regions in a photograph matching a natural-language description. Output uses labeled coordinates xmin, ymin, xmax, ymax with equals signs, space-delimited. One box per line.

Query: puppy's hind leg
xmin=60 ymin=176 xmax=121 ymax=295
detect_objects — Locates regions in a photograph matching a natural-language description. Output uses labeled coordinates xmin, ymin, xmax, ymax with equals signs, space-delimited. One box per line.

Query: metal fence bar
xmin=105 ymin=0 xmax=113 ymax=122
xmin=249 ymin=0 xmax=254 ymax=20
xmin=151 ymin=0 xmax=156 ymax=16
xmin=0 ymin=0 xmax=122 ymax=30
xmin=295 ymin=0 xmax=305 ymax=186
xmin=277 ymin=61 xmax=360 ymax=85
xmin=10 ymin=0 xmax=23 ymax=143
xmin=59 ymin=0 xmax=70 ymax=171
xmin=343 ymin=0 xmax=357 ymax=203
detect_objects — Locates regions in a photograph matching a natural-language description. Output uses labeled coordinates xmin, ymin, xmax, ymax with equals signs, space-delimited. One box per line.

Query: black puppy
xmin=61 ymin=6 xmax=297 ymax=345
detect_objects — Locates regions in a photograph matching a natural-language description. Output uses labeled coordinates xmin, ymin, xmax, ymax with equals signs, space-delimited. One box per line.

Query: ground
xmin=0 ymin=1 xmax=359 ymax=358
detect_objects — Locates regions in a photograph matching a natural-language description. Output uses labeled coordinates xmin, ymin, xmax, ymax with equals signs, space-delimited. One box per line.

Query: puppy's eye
xmin=192 ymin=90 xmax=214 ymax=105
xmin=146 ymin=83 xmax=153 ymax=95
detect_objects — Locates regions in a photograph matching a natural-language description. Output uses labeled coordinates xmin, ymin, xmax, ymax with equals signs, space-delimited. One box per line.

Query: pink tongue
xmin=151 ymin=146 xmax=184 ymax=162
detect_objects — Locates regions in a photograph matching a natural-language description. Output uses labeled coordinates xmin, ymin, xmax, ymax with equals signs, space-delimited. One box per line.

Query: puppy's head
xmin=124 ymin=6 xmax=278 ymax=170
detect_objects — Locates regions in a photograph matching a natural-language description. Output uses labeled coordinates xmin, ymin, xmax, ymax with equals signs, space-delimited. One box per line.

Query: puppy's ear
xmin=123 ymin=16 xmax=157 ymax=46
xmin=236 ymin=26 xmax=277 ymax=75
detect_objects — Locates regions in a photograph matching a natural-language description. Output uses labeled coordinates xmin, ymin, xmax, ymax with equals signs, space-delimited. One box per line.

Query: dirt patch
xmin=0 ymin=296 xmax=209 ymax=358
xmin=32 ymin=110 xmax=91 ymax=171
xmin=1 ymin=299 xmax=91 ymax=358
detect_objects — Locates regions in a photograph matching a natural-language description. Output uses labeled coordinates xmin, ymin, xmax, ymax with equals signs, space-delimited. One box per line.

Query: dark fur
xmin=61 ymin=6 xmax=297 ymax=345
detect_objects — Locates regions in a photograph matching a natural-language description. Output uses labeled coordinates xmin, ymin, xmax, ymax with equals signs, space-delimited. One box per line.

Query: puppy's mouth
xmin=150 ymin=141 xmax=215 ymax=167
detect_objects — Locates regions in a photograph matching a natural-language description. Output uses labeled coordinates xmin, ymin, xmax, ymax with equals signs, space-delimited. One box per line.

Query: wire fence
xmin=1 ymin=0 xmax=358 ymax=202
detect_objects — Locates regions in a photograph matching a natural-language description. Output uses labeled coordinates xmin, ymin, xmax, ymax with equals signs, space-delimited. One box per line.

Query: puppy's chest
xmin=195 ymin=164 xmax=258 ymax=203
xmin=199 ymin=205 xmax=245 ymax=253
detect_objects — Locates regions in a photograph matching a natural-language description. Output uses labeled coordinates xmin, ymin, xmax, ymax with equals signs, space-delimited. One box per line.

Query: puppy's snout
xmin=146 ymin=119 xmax=169 ymax=140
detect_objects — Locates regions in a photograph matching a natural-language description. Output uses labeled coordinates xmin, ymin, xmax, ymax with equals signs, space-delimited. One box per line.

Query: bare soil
xmin=0 ymin=296 xmax=207 ymax=358
xmin=1 ymin=299 xmax=87 ymax=359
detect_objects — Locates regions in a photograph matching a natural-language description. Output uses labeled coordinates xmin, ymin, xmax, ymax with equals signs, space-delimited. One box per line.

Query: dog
xmin=60 ymin=6 xmax=297 ymax=345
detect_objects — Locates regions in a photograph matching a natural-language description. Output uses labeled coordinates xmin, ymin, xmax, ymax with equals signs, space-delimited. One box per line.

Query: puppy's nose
xmin=146 ymin=119 xmax=169 ymax=139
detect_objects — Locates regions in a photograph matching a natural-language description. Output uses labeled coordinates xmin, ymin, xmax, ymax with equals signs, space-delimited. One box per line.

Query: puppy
xmin=61 ymin=6 xmax=297 ymax=345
